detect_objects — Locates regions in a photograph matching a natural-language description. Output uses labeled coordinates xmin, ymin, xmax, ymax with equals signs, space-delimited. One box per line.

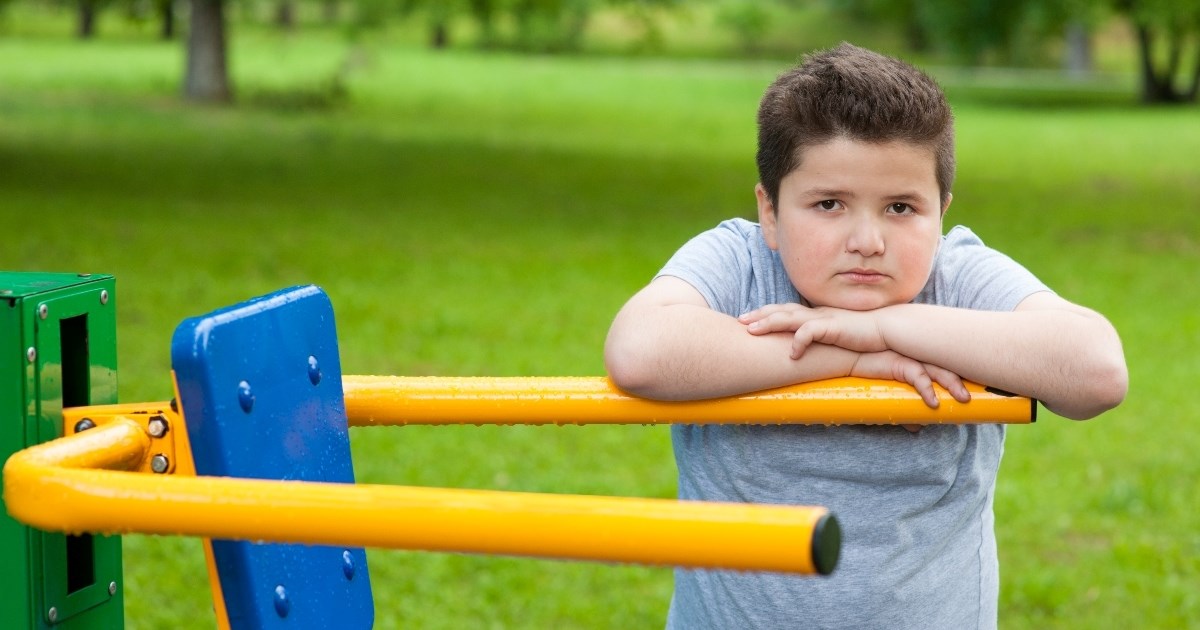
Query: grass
xmin=1 ymin=18 xmax=1198 ymax=630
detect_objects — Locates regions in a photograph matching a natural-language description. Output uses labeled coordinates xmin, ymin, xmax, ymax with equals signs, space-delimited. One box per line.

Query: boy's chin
xmin=809 ymin=291 xmax=915 ymax=311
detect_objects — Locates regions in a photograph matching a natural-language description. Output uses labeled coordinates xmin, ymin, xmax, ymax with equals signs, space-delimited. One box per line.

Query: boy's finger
xmin=790 ymin=329 xmax=816 ymax=359
xmin=926 ymin=365 xmax=972 ymax=403
xmin=740 ymin=303 xmax=802 ymax=323
xmin=911 ymin=371 xmax=940 ymax=409
xmin=746 ymin=315 xmax=790 ymax=334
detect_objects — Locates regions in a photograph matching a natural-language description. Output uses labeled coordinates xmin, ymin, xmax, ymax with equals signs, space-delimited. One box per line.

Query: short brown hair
xmin=756 ymin=43 xmax=955 ymax=208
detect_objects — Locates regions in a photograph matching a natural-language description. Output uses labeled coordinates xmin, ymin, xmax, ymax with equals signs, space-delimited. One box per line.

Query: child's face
xmin=757 ymin=137 xmax=947 ymax=311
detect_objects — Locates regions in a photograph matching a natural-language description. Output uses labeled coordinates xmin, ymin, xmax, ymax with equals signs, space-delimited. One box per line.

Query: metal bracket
xmin=62 ymin=402 xmax=178 ymax=475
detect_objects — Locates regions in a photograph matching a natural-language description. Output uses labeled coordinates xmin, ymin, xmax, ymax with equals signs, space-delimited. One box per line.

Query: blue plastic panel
xmin=171 ymin=286 xmax=373 ymax=629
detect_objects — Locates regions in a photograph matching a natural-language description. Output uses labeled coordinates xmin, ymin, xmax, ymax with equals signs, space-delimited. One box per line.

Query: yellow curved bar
xmin=3 ymin=418 xmax=836 ymax=575
xmin=343 ymin=376 xmax=1033 ymax=426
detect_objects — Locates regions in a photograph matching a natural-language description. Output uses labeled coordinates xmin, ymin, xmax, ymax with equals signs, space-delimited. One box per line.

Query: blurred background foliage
xmin=2 ymin=0 xmax=1199 ymax=103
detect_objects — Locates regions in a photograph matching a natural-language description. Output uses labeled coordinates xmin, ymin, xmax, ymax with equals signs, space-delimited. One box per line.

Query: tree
xmin=156 ymin=0 xmax=177 ymax=39
xmin=275 ymin=0 xmax=296 ymax=30
xmin=832 ymin=0 xmax=930 ymax=52
xmin=78 ymin=0 xmax=100 ymax=38
xmin=715 ymin=0 xmax=771 ymax=55
xmin=184 ymin=0 xmax=232 ymax=102
xmin=1114 ymin=0 xmax=1200 ymax=102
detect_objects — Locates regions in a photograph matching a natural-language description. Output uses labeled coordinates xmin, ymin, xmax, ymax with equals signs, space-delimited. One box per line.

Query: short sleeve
xmin=924 ymin=226 xmax=1052 ymax=312
xmin=655 ymin=220 xmax=755 ymax=317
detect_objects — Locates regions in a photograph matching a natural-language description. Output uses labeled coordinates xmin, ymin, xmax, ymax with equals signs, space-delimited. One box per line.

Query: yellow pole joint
xmin=62 ymin=402 xmax=179 ymax=475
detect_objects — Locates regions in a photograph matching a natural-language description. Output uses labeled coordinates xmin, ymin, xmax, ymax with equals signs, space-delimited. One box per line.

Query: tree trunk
xmin=1134 ymin=23 xmax=1181 ymax=103
xmin=1064 ymin=21 xmax=1092 ymax=77
xmin=1188 ymin=46 xmax=1200 ymax=102
xmin=275 ymin=0 xmax=295 ymax=30
xmin=322 ymin=0 xmax=337 ymax=24
xmin=77 ymin=0 xmax=97 ymax=39
xmin=430 ymin=21 xmax=448 ymax=49
xmin=160 ymin=0 xmax=176 ymax=40
xmin=184 ymin=0 xmax=232 ymax=103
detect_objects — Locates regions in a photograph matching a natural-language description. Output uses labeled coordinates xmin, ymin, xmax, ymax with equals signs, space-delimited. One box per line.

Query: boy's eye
xmin=886 ymin=203 xmax=914 ymax=214
xmin=818 ymin=200 xmax=839 ymax=210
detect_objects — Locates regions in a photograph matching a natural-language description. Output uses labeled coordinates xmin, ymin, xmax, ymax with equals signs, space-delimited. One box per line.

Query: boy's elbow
xmin=604 ymin=334 xmax=658 ymax=398
xmin=1062 ymin=353 xmax=1129 ymax=420
xmin=1092 ymin=355 xmax=1129 ymax=415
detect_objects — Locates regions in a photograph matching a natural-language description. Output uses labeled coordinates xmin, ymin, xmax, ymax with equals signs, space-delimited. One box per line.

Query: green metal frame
xmin=2 ymin=272 xmax=123 ymax=629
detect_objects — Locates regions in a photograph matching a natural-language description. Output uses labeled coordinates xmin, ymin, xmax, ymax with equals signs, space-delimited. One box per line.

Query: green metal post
xmin=1 ymin=272 xmax=123 ymax=629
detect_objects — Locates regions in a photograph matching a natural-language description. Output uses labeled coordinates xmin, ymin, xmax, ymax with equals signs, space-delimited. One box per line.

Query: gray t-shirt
xmin=657 ymin=218 xmax=1049 ymax=630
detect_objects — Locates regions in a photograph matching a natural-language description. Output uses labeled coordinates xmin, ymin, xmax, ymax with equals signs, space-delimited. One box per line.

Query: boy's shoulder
xmin=711 ymin=217 xmax=760 ymax=238
xmin=921 ymin=224 xmax=1049 ymax=311
xmin=943 ymin=224 xmax=985 ymax=247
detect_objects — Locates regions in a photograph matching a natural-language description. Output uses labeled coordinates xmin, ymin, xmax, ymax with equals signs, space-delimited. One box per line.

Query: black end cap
xmin=811 ymin=513 xmax=842 ymax=576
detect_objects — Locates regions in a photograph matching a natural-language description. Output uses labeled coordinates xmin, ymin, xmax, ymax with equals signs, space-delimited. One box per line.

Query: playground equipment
xmin=1 ymin=273 xmax=1034 ymax=629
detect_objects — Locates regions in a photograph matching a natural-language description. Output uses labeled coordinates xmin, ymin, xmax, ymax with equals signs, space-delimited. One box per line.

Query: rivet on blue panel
xmin=307 ymin=356 xmax=321 ymax=386
xmin=237 ymin=380 xmax=254 ymax=413
xmin=273 ymin=585 xmax=289 ymax=618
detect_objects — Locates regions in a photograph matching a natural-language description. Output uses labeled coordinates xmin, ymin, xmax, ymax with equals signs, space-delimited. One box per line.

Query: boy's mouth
xmin=839 ymin=269 xmax=887 ymax=283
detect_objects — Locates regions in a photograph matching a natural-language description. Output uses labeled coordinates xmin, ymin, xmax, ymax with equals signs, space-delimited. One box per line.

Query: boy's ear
xmin=941 ymin=192 xmax=953 ymax=217
xmin=755 ymin=183 xmax=779 ymax=250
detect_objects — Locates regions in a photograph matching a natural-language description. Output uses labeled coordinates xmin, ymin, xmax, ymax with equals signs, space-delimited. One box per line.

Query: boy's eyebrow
xmin=800 ymin=188 xmax=931 ymax=203
xmin=802 ymin=188 xmax=857 ymax=199
xmin=886 ymin=192 xmax=929 ymax=203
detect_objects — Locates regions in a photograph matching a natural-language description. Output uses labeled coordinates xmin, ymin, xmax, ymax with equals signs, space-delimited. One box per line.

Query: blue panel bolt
xmin=273 ymin=585 xmax=290 ymax=618
xmin=308 ymin=355 xmax=322 ymax=385
xmin=238 ymin=381 xmax=254 ymax=413
xmin=342 ymin=550 xmax=355 ymax=580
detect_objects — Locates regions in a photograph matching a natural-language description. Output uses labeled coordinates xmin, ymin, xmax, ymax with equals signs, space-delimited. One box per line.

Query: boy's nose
xmin=845 ymin=217 xmax=885 ymax=256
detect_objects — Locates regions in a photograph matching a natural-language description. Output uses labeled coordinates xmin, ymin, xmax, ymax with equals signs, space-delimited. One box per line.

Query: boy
xmin=604 ymin=43 xmax=1127 ymax=629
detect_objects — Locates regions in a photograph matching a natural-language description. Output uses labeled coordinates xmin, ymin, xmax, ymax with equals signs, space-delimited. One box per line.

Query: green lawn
xmin=1 ymin=23 xmax=1197 ymax=630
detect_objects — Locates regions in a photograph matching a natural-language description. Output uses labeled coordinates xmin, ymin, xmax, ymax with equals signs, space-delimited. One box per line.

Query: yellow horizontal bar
xmin=342 ymin=376 xmax=1033 ymax=426
xmin=3 ymin=418 xmax=836 ymax=575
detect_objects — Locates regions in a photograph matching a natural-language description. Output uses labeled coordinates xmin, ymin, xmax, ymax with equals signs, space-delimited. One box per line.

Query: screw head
xmin=38 ymin=303 xmax=48 ymax=319
xmin=237 ymin=381 xmax=254 ymax=413
xmin=99 ymin=289 xmax=109 ymax=305
xmin=150 ymin=454 xmax=170 ymax=474
xmin=273 ymin=585 xmax=290 ymax=618
xmin=147 ymin=416 xmax=168 ymax=438
xmin=26 ymin=347 xmax=36 ymax=363
xmin=74 ymin=418 xmax=97 ymax=433
xmin=109 ymin=581 xmax=117 ymax=595
xmin=307 ymin=355 xmax=322 ymax=385
xmin=48 ymin=607 xmax=58 ymax=622
xmin=342 ymin=550 xmax=356 ymax=580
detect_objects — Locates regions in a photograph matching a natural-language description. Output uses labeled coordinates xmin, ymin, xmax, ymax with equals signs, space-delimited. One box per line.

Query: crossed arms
xmin=604 ymin=276 xmax=1128 ymax=420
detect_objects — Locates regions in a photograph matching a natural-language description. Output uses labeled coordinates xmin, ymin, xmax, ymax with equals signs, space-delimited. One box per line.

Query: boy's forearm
xmin=876 ymin=302 xmax=1127 ymax=419
xmin=605 ymin=303 xmax=856 ymax=401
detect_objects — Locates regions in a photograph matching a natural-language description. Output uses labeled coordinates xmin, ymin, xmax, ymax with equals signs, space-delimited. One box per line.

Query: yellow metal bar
xmin=343 ymin=376 xmax=1034 ymax=426
xmin=3 ymin=418 xmax=836 ymax=575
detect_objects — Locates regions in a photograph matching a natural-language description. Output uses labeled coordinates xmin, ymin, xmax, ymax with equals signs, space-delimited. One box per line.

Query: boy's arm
xmin=604 ymin=276 xmax=969 ymax=406
xmin=742 ymin=291 xmax=1128 ymax=420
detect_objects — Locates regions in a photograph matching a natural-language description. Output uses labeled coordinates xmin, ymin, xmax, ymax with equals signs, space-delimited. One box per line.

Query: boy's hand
xmin=851 ymin=350 xmax=971 ymax=431
xmin=740 ymin=304 xmax=887 ymax=358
